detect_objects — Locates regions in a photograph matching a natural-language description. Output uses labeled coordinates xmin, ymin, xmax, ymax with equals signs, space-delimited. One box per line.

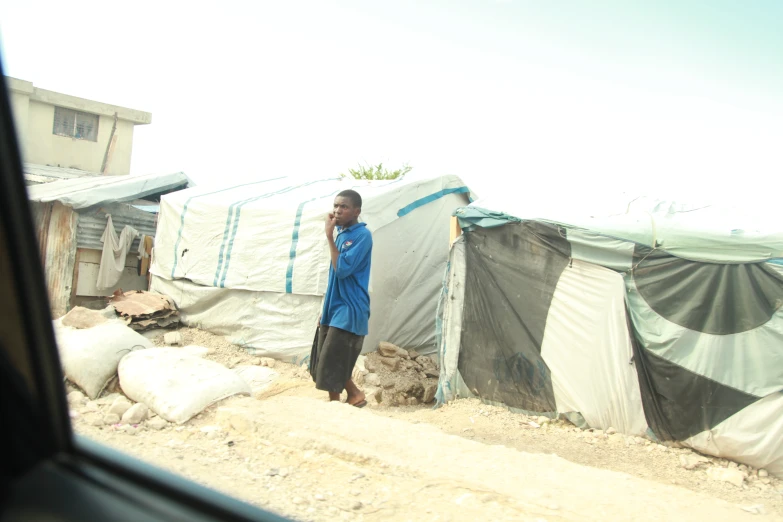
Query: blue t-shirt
xmin=321 ymin=222 xmax=373 ymax=336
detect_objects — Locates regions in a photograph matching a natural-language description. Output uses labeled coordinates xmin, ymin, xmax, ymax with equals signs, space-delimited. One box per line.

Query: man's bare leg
xmin=329 ymin=391 xmax=341 ymax=401
xmin=344 ymin=379 xmax=366 ymax=406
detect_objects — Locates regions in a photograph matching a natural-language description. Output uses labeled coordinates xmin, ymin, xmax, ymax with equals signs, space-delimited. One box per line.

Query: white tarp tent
xmin=151 ymin=175 xmax=473 ymax=364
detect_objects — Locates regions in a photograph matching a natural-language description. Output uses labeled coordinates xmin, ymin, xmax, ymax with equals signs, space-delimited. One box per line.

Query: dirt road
xmin=70 ymin=329 xmax=783 ymax=521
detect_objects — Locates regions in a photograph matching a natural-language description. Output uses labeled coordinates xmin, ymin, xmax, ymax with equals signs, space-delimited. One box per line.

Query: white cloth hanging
xmin=96 ymin=215 xmax=139 ymax=290
xmin=137 ymin=235 xmax=150 ymax=261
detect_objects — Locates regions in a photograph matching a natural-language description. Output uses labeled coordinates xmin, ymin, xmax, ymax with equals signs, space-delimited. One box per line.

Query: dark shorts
xmin=309 ymin=325 xmax=364 ymax=393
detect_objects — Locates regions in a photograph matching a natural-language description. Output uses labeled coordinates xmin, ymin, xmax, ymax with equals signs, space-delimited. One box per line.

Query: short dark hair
xmin=337 ymin=189 xmax=362 ymax=209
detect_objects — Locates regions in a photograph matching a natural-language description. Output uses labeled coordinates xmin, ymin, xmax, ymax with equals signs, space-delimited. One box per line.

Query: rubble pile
xmin=110 ymin=290 xmax=180 ymax=331
xmin=359 ymin=341 xmax=439 ymax=406
xmin=676 ymin=452 xmax=782 ymax=491
xmin=68 ymin=387 xmax=174 ymax=433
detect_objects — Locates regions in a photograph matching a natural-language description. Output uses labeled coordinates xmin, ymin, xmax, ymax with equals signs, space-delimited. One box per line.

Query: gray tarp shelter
xmin=150 ymin=175 xmax=474 ymax=363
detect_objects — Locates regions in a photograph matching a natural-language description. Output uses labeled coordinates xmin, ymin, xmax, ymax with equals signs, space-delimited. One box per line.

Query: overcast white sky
xmin=2 ymin=1 xmax=781 ymax=206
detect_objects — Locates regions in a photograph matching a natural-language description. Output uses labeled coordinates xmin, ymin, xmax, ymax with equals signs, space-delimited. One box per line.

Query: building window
xmin=53 ymin=107 xmax=99 ymax=141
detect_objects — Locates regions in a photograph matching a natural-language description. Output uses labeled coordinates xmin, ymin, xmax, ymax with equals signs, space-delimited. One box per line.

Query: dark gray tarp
xmin=629 ymin=246 xmax=783 ymax=441
xmin=458 ymin=221 xmax=570 ymax=413
xmin=630 ymin=326 xmax=761 ymax=441
xmin=633 ymin=246 xmax=783 ymax=335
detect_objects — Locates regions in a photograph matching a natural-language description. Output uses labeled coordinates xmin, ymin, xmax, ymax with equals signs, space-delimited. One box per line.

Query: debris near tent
xmin=109 ymin=290 xmax=180 ymax=331
xmin=361 ymin=342 xmax=439 ymax=406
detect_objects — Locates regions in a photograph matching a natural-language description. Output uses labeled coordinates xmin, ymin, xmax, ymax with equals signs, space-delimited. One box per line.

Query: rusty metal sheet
xmin=43 ymin=202 xmax=78 ymax=318
xmin=110 ymin=290 xmax=176 ymax=317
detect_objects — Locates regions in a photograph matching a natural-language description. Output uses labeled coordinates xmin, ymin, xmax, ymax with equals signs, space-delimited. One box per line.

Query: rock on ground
xmin=67 ymin=390 xmax=87 ymax=406
xmin=422 ymin=383 xmax=437 ymax=404
xmin=259 ymin=357 xmax=277 ymax=368
xmin=364 ymin=373 xmax=381 ymax=387
xmin=680 ymin=453 xmax=710 ymax=470
xmin=146 ymin=416 xmax=169 ymax=430
xmin=379 ymin=356 xmax=400 ymax=371
xmin=378 ymin=342 xmax=408 ymax=358
xmin=108 ymin=397 xmax=133 ymax=417
xmin=365 ymin=351 xmax=439 ymax=406
xmin=164 ymin=332 xmax=183 ymax=346
xmin=707 ymin=467 xmax=747 ymax=488
xmin=122 ymin=403 xmax=150 ymax=424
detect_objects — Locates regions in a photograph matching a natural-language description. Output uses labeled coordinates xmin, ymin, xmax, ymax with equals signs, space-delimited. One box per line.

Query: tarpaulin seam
xmin=214 ymin=201 xmax=240 ymax=286
xmin=170 ymin=177 xmax=284 ymax=279
xmin=215 ymin=182 xmax=309 ymax=287
xmin=434 ymin=259 xmax=451 ymax=407
xmin=397 ymin=186 xmax=470 ymax=218
xmin=218 ymin=178 xmax=341 ymax=288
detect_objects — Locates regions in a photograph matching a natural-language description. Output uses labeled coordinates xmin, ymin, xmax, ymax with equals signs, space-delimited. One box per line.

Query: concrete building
xmin=5 ymin=76 xmax=151 ymax=175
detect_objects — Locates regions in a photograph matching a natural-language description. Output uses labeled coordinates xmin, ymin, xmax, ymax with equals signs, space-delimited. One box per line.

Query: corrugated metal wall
xmin=29 ymin=201 xmax=159 ymax=317
xmin=76 ymin=203 xmax=157 ymax=252
xmin=40 ymin=202 xmax=78 ymax=318
xmin=30 ymin=201 xmax=54 ymax=265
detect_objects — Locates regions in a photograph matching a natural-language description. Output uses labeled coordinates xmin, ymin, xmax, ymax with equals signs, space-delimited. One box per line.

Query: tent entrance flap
xmin=458 ymin=222 xmax=571 ymax=413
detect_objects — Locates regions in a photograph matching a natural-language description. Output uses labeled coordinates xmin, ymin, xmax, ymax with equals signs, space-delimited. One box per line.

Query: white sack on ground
xmin=55 ymin=320 xmax=152 ymax=399
xmin=118 ymin=348 xmax=251 ymax=424
xmin=97 ymin=215 xmax=139 ymax=289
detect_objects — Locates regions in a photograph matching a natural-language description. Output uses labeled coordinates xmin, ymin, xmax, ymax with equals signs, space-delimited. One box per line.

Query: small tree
xmin=342 ymin=162 xmax=412 ymax=180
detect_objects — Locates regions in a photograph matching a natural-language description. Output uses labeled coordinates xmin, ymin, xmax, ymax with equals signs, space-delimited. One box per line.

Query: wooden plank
xmin=69 ymin=248 xmax=83 ymax=311
xmin=139 ymin=235 xmax=153 ymax=276
xmin=449 ymin=215 xmax=462 ymax=246
xmin=101 ymin=112 xmax=119 ymax=174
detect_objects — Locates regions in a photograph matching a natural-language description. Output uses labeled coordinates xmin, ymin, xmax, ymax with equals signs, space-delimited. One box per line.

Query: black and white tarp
xmin=437 ymin=201 xmax=783 ymax=477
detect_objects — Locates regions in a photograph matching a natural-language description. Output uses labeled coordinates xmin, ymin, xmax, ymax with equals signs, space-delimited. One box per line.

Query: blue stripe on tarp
xmin=213 ymin=201 xmax=240 ymax=287
xmin=284 ymin=189 xmax=352 ymax=294
xmin=285 ymin=200 xmax=311 ymax=293
xmin=218 ymin=178 xmax=341 ymax=288
xmin=170 ymin=177 xmax=284 ymax=279
xmin=214 ymin=182 xmax=308 ymax=287
xmin=397 ymin=186 xmax=471 ymax=218
xmin=282 ymin=177 xmax=410 ymax=293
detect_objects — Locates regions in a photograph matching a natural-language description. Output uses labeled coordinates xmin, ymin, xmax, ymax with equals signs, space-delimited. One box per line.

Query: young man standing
xmin=311 ymin=189 xmax=372 ymax=407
